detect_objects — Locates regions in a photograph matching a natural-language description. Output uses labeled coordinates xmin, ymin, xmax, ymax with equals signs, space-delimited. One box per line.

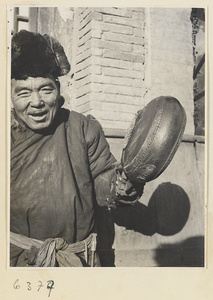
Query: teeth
xmin=32 ymin=112 xmax=45 ymax=116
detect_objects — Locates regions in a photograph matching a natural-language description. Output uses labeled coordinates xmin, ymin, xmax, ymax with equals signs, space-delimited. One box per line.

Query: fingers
xmin=116 ymin=178 xmax=138 ymax=196
xmin=115 ymin=168 xmax=145 ymax=203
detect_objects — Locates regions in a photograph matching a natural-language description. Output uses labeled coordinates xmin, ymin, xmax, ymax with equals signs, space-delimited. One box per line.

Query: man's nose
xmin=30 ymin=91 xmax=44 ymax=107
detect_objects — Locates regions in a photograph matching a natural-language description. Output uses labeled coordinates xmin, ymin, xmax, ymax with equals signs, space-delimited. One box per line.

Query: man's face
xmin=11 ymin=77 xmax=60 ymax=131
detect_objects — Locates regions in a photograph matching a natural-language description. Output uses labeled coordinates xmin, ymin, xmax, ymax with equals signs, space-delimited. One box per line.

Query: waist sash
xmin=10 ymin=231 xmax=97 ymax=267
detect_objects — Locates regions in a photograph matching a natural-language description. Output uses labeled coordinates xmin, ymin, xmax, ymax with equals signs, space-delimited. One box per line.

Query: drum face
xmin=122 ymin=96 xmax=187 ymax=183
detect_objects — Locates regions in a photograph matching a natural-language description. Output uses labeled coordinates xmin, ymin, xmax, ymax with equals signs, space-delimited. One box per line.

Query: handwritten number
xmin=13 ymin=279 xmax=55 ymax=296
xmin=13 ymin=279 xmax=20 ymax=289
xmin=47 ymin=280 xmax=54 ymax=297
xmin=27 ymin=282 xmax=32 ymax=291
xmin=37 ymin=280 xmax=44 ymax=292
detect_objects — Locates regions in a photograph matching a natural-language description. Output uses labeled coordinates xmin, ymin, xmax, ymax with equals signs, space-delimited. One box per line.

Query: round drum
xmin=121 ymin=96 xmax=186 ymax=183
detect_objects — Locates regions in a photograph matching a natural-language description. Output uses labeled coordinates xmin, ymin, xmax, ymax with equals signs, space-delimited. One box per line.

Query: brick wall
xmin=71 ymin=7 xmax=195 ymax=135
xmin=72 ymin=7 xmax=146 ymax=131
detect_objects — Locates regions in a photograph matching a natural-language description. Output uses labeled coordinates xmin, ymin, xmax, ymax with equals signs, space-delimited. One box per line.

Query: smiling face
xmin=11 ymin=77 xmax=60 ymax=131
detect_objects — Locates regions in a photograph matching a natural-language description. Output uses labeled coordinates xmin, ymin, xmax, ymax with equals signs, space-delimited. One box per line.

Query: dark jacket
xmin=10 ymin=108 xmax=116 ymax=266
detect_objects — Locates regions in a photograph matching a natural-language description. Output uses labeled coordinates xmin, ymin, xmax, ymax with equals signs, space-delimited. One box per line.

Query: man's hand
xmin=115 ymin=166 xmax=145 ymax=205
xmin=94 ymin=164 xmax=145 ymax=208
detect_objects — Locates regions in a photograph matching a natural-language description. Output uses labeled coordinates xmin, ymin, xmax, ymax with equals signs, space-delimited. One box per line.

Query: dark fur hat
xmin=11 ymin=30 xmax=70 ymax=79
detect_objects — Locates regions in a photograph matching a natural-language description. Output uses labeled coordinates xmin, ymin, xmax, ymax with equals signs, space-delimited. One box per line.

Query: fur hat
xmin=11 ymin=30 xmax=70 ymax=79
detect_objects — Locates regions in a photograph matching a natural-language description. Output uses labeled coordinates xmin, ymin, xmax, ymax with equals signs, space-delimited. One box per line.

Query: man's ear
xmin=54 ymin=79 xmax=63 ymax=107
xmin=55 ymin=79 xmax=61 ymax=91
xmin=58 ymin=96 xmax=65 ymax=108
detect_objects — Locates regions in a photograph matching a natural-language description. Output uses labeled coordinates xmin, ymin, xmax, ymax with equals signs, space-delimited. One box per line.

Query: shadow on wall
xmin=96 ymin=182 xmax=193 ymax=267
xmin=112 ymin=182 xmax=190 ymax=236
xmin=154 ymin=236 xmax=204 ymax=267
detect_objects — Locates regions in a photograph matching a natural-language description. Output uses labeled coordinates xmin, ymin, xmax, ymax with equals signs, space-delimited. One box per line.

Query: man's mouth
xmin=29 ymin=110 xmax=48 ymax=121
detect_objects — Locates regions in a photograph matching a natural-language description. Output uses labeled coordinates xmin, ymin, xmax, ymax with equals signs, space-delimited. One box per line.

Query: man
xmin=10 ymin=30 xmax=144 ymax=267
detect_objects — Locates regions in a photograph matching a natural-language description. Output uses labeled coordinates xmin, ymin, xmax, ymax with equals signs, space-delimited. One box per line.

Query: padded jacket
xmin=10 ymin=108 xmax=117 ymax=266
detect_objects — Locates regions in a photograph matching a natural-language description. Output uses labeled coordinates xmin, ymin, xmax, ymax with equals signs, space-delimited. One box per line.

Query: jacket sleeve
xmin=84 ymin=116 xmax=117 ymax=179
xmin=83 ymin=116 xmax=118 ymax=207
xmin=83 ymin=116 xmax=144 ymax=208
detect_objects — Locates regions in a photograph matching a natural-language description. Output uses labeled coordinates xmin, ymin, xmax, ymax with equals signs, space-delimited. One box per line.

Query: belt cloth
xmin=10 ymin=231 xmax=97 ymax=267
